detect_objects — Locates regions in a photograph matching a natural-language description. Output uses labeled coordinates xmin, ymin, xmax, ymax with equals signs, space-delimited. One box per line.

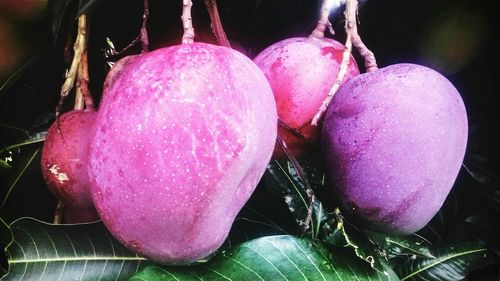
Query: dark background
xmin=1 ymin=0 xmax=499 ymax=234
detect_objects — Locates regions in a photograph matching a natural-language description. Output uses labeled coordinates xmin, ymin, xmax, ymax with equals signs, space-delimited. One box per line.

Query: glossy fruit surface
xmin=254 ymin=37 xmax=359 ymax=158
xmin=88 ymin=42 xmax=277 ymax=264
xmin=322 ymin=63 xmax=468 ymax=235
xmin=41 ymin=110 xmax=99 ymax=223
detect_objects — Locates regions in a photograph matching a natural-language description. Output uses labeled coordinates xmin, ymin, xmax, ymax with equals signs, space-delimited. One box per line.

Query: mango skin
xmin=254 ymin=37 xmax=359 ymax=158
xmin=41 ymin=110 xmax=99 ymax=223
xmin=88 ymin=43 xmax=277 ymax=264
xmin=322 ymin=63 xmax=468 ymax=235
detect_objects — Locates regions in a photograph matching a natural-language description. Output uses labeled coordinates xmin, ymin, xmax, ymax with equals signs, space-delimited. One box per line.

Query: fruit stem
xmin=53 ymin=201 xmax=64 ymax=224
xmin=181 ymin=0 xmax=195 ymax=44
xmin=203 ymin=0 xmax=231 ymax=48
xmin=347 ymin=0 xmax=377 ymax=72
xmin=311 ymin=5 xmax=353 ymax=126
xmin=310 ymin=0 xmax=337 ymax=39
xmin=311 ymin=0 xmax=377 ymax=126
xmin=140 ymin=0 xmax=150 ymax=53
xmin=58 ymin=13 xmax=88 ymax=116
xmin=75 ymin=49 xmax=94 ymax=110
xmin=107 ymin=0 xmax=150 ymax=55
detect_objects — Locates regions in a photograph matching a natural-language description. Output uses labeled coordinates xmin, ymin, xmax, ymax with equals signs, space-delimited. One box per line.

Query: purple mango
xmin=323 ymin=63 xmax=468 ymax=235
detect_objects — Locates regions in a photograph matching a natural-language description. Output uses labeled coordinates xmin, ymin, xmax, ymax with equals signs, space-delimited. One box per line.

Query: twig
xmin=350 ymin=1 xmax=377 ymax=72
xmin=106 ymin=0 xmax=149 ymax=55
xmin=75 ymin=50 xmax=94 ymax=110
xmin=140 ymin=0 xmax=150 ymax=52
xmin=203 ymin=0 xmax=231 ymax=47
xmin=310 ymin=0 xmax=337 ymax=39
xmin=74 ymin=71 xmax=84 ymax=110
xmin=311 ymin=0 xmax=377 ymax=126
xmin=276 ymin=137 xmax=316 ymax=235
xmin=311 ymin=14 xmax=352 ymax=124
xmin=53 ymin=201 xmax=64 ymax=224
xmin=57 ymin=13 xmax=88 ymax=116
xmin=181 ymin=0 xmax=195 ymax=44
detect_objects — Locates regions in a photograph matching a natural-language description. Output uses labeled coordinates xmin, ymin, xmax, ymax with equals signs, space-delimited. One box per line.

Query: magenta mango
xmin=88 ymin=43 xmax=277 ymax=264
xmin=41 ymin=110 xmax=99 ymax=223
xmin=254 ymin=37 xmax=359 ymax=158
xmin=322 ymin=63 xmax=468 ymax=235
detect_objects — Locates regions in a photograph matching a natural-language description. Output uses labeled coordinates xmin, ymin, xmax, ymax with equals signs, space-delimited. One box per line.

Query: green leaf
xmin=266 ymin=159 xmax=392 ymax=274
xmin=0 ymin=159 xmax=11 ymax=170
xmin=287 ymin=156 xmax=327 ymax=191
xmin=224 ymin=207 xmax=289 ymax=249
xmin=266 ymin=160 xmax=324 ymax=239
xmin=463 ymin=156 xmax=500 ymax=214
xmin=0 ymin=53 xmax=44 ymax=99
xmin=396 ymin=242 xmax=487 ymax=281
xmin=77 ymin=0 xmax=105 ymax=16
xmin=0 ymin=136 xmax=46 ymax=155
xmin=129 ymin=235 xmax=400 ymax=281
xmin=49 ymin=0 xmax=74 ymax=44
xmin=2 ymin=217 xmax=151 ymax=281
xmin=325 ymin=209 xmax=390 ymax=274
xmin=0 ymin=131 xmax=47 ymax=208
xmin=367 ymin=231 xmax=434 ymax=260
xmin=465 ymin=212 xmax=500 ymax=257
xmin=0 ymin=147 xmax=41 ymax=209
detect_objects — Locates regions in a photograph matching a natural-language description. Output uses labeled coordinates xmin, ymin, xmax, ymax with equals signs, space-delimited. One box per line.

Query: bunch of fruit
xmin=39 ymin=0 xmax=467 ymax=265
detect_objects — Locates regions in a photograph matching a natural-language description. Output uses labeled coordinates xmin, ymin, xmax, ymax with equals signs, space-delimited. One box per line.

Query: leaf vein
xmin=222 ymin=254 xmax=265 ymax=281
xmin=400 ymin=248 xmax=487 ymax=281
xmin=291 ymin=240 xmax=326 ymax=281
xmin=265 ymin=239 xmax=308 ymax=280
xmin=241 ymin=245 xmax=289 ymax=281
xmin=203 ymin=266 xmax=232 ymax=280
xmin=314 ymin=243 xmax=344 ymax=281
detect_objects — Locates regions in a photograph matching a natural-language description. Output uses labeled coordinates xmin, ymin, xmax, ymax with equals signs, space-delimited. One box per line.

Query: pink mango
xmin=254 ymin=37 xmax=360 ymax=158
xmin=88 ymin=42 xmax=277 ymax=264
xmin=41 ymin=110 xmax=99 ymax=223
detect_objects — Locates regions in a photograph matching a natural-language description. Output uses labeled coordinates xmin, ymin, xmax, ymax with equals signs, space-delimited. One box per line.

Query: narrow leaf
xmin=49 ymin=0 xmax=73 ymax=44
xmin=224 ymin=206 xmax=289 ymax=249
xmin=0 ymin=217 xmax=11 ymax=245
xmin=465 ymin=212 xmax=500 ymax=257
xmin=463 ymin=155 xmax=500 ymax=188
xmin=463 ymin=156 xmax=500 ymax=214
xmin=1 ymin=217 xmax=151 ymax=281
xmin=0 ymin=159 xmax=11 ymax=170
xmin=0 ymin=52 xmax=44 ymax=98
xmin=0 ymin=124 xmax=29 ymax=137
xmin=129 ymin=235 xmax=400 ymax=281
xmin=396 ymin=242 xmax=487 ymax=281
xmin=0 ymin=137 xmax=46 ymax=155
xmin=0 ymin=147 xmax=41 ymax=209
xmin=367 ymin=231 xmax=434 ymax=259
xmin=266 ymin=160 xmax=324 ymax=238
xmin=0 ymin=130 xmax=47 ymax=208
xmin=327 ymin=209 xmax=389 ymax=274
